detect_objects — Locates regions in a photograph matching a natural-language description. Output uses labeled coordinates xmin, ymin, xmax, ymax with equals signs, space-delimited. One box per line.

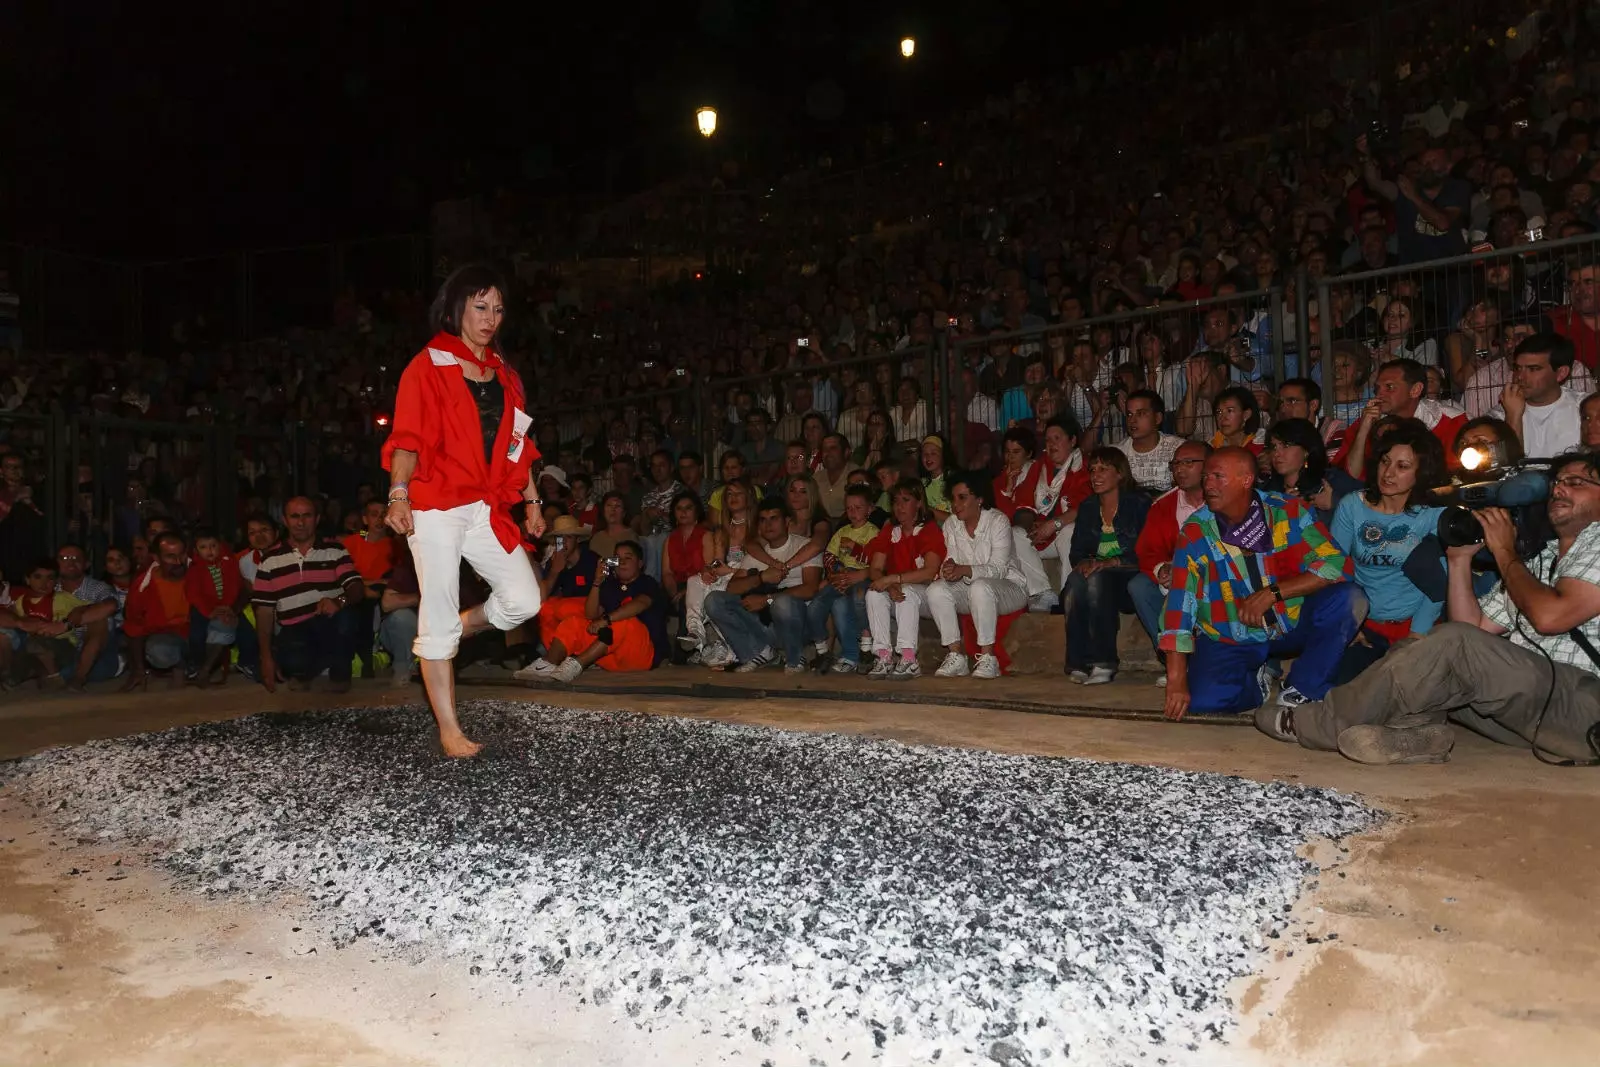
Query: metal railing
xmin=1314 ymin=231 xmax=1600 ymax=420
xmin=943 ymin=288 xmax=1286 ymax=457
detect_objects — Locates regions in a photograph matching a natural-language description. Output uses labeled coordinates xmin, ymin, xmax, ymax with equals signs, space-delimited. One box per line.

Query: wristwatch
xmin=1267 ymin=581 xmax=1284 ymax=603
xmin=765 ymin=595 xmax=775 ymax=607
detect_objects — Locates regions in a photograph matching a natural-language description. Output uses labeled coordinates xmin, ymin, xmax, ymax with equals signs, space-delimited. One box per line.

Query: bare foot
xmin=439 ymin=732 xmax=482 ymax=758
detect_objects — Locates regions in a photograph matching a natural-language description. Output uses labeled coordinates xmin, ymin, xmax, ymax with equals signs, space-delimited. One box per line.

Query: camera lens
xmin=1437 ymin=506 xmax=1485 ymax=549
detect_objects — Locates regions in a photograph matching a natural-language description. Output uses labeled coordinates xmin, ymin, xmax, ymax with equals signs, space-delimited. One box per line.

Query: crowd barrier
xmin=1314 ymin=230 xmax=1600 ymax=417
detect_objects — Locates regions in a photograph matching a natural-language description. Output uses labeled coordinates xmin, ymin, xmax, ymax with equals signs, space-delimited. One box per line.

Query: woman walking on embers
xmin=383 ymin=264 xmax=546 ymax=757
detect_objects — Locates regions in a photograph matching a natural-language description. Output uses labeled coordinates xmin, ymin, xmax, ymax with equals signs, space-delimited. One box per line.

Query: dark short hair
xmin=1513 ymin=332 xmax=1577 ymax=372
xmin=1124 ymin=388 xmax=1165 ymax=416
xmin=1214 ymin=385 xmax=1262 ymax=435
xmin=1086 ymin=446 xmax=1134 ymax=489
xmin=1044 ymin=413 xmax=1083 ymax=440
xmin=944 ymin=469 xmax=990 ymax=506
xmin=844 ymin=484 xmax=876 ymax=506
xmin=27 ymin=557 xmax=56 ymax=576
xmin=757 ymin=499 xmax=792 ymax=522
xmin=429 ymin=263 xmax=509 ymax=337
xmin=1266 ymin=417 xmax=1329 ymax=490
xmin=613 ymin=539 xmax=645 ymax=560
xmin=1378 ymin=357 xmax=1428 ymax=390
xmin=822 ymin=432 xmax=849 ymax=452
xmin=191 ymin=527 xmax=222 ymax=543
xmin=669 ymin=490 xmax=705 ymax=523
xmin=1553 ymin=450 xmax=1600 ymax=482
xmin=678 ymin=449 xmax=704 ymax=467
xmin=611 ymin=453 xmax=636 ymax=468
xmin=1281 ymin=377 xmax=1322 ymax=406
xmin=1001 ymin=425 xmax=1038 ymax=457
xmin=244 ymin=510 xmax=276 ymax=530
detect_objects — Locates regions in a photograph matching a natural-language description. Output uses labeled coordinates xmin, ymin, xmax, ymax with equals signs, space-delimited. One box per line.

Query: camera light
xmin=1459 ymin=446 xmax=1486 ymax=471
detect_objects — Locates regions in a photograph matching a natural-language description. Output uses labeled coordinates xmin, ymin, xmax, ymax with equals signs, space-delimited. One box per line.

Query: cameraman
xmin=1257 ymin=452 xmax=1600 ymax=764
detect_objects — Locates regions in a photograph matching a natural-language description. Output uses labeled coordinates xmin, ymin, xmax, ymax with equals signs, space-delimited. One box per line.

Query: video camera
xmin=1433 ymin=447 xmax=1554 ymax=548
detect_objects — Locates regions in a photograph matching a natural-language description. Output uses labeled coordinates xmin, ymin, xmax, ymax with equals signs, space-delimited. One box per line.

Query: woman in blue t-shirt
xmin=1329 ymin=424 xmax=1448 ymax=678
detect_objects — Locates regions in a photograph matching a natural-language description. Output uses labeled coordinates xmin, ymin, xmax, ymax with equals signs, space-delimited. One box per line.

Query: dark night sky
xmin=4 ymin=0 xmax=1233 ymax=259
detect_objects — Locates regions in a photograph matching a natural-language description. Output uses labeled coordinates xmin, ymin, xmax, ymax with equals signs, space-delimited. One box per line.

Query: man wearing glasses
xmin=54 ymin=544 xmax=122 ymax=690
xmin=1259 ymin=452 xmax=1600 ymax=764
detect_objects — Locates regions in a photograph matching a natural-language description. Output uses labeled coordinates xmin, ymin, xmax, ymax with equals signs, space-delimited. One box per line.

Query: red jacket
xmin=992 ymin=460 xmax=1044 ymax=521
xmin=382 ymin=332 xmax=539 ymax=552
xmin=184 ymin=556 xmax=243 ymax=618
xmin=1135 ymin=487 xmax=1199 ymax=583
xmin=124 ymin=565 xmax=190 ymax=639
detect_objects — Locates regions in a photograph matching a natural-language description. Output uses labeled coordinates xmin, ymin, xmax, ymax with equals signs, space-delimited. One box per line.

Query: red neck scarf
xmin=428 ymin=331 xmax=502 ymax=373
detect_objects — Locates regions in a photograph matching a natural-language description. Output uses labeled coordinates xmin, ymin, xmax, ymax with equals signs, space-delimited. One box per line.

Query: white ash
xmin=1 ymin=702 xmax=1374 ymax=1066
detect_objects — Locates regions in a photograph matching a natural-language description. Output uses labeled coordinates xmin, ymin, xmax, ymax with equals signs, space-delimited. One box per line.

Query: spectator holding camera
xmin=525 ymin=541 xmax=666 ymax=683
xmin=1260 ymin=451 xmax=1600 ymax=766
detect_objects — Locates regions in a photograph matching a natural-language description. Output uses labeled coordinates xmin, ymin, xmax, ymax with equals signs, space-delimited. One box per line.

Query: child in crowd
xmin=12 ymin=560 xmax=86 ymax=689
xmin=814 ymin=485 xmax=880 ymax=673
xmin=569 ymin=473 xmax=598 ymax=529
xmin=183 ymin=529 xmax=242 ymax=685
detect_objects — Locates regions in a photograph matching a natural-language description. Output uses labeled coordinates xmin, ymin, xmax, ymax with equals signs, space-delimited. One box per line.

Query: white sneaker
xmin=1085 ymin=666 xmax=1116 ymax=685
xmin=867 ymin=654 xmax=895 ymax=679
xmin=858 ymin=634 xmax=872 ymax=653
xmin=783 ymin=663 xmax=806 ymax=675
xmin=830 ymin=658 xmax=857 ymax=674
xmin=934 ymin=651 xmax=970 ymax=677
xmin=1256 ymin=664 xmax=1277 ymax=703
xmin=551 ymin=658 xmax=583 ymax=683
xmin=893 ymin=656 xmax=922 ymax=679
xmin=733 ymin=647 xmax=775 ymax=673
xmin=512 ymin=657 xmax=556 ymax=680
xmin=972 ymin=653 xmax=1001 ymax=679
xmin=1068 ymin=669 xmax=1089 ymax=684
xmin=702 ymin=642 xmax=736 ymax=669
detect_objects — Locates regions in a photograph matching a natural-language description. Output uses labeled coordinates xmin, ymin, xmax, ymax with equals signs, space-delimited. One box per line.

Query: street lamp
xmin=696 ymin=106 xmax=718 ymax=138
xmin=900 ymin=36 xmax=916 ymax=59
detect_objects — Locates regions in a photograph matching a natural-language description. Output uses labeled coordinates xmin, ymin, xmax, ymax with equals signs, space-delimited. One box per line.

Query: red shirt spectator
xmin=125 ymin=563 xmax=190 ymax=638
xmin=184 ymin=556 xmax=243 ymax=619
xmin=867 ymin=520 xmax=944 ymax=574
xmin=342 ymin=531 xmax=395 ymax=584
xmin=1548 ymin=305 xmax=1600 ymax=370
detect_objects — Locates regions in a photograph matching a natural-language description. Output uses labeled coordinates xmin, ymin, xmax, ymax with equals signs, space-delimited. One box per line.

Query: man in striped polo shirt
xmin=253 ymin=497 xmax=365 ymax=693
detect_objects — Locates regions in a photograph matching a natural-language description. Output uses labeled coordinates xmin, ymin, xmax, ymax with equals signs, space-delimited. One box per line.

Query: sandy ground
xmin=2 ymin=680 xmax=1597 ymax=1066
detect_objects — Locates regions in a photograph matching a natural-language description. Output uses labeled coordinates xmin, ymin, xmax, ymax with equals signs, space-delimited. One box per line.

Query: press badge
xmin=507 ymin=407 xmax=533 ymax=462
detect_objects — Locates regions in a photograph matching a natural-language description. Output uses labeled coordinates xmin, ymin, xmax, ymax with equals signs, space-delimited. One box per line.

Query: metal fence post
xmin=1294 ymin=265 xmax=1311 ymax=374
xmin=1269 ymin=285 xmax=1286 ymax=385
xmin=1316 ymin=275 xmax=1334 ymax=381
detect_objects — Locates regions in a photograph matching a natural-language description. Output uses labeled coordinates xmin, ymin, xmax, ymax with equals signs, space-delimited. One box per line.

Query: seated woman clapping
xmin=1062 ymin=448 xmax=1152 ymax=685
xmin=928 ymin=471 xmax=1032 ymax=680
xmin=863 ymin=478 xmax=946 ymax=679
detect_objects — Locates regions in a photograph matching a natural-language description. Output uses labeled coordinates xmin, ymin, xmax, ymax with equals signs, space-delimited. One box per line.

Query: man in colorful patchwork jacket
xmin=1160 ymin=447 xmax=1366 ymax=719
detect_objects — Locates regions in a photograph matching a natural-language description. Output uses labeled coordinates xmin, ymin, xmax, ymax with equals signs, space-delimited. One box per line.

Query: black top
xmin=463 ymin=373 xmax=504 ymax=465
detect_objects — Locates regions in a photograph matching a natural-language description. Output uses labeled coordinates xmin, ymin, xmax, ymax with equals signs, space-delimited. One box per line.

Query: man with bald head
xmin=251 ymin=496 xmax=366 ymax=693
xmin=1159 ymin=447 xmax=1365 ymax=720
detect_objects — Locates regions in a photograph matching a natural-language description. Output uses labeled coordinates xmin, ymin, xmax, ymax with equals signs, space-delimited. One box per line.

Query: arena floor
xmin=1 ymin=680 xmax=1596 ymax=1066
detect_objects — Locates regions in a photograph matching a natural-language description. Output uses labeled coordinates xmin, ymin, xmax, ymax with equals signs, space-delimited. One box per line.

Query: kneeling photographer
xmin=1255 ymin=451 xmax=1600 ymax=765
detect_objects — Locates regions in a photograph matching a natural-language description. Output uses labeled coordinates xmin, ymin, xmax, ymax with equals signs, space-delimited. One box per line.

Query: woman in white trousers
xmin=929 ymin=472 xmax=1030 ymax=679
xmin=1010 ymin=415 xmax=1091 ymax=610
xmin=383 ymin=264 xmax=546 ymax=758
xmin=863 ymin=478 xmax=946 ymax=679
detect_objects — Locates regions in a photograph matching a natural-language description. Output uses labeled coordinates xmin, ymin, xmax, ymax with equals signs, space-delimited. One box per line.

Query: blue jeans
xmin=379 ymin=608 xmax=418 ymax=679
xmin=1185 ymin=583 xmax=1368 ymax=714
xmin=704 ymin=590 xmax=776 ymax=663
xmin=640 ymin=532 xmax=669 ymax=582
xmin=61 ymin=628 xmax=124 ymax=683
xmin=1062 ymin=566 xmax=1137 ymax=671
xmin=187 ymin=608 xmax=238 ymax=666
xmin=1128 ymin=574 xmax=1165 ymax=651
xmin=145 ymin=633 xmax=187 ymax=672
xmin=273 ymin=608 xmax=360 ymax=683
xmin=808 ymin=583 xmax=867 ymax=664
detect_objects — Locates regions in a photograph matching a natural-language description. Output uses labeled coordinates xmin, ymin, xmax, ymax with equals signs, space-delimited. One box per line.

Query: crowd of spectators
xmin=4 ymin=0 xmax=1600 ymax=763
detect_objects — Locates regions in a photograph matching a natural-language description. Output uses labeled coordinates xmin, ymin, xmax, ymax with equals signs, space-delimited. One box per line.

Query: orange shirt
xmin=342 ymin=533 xmax=396 ymax=583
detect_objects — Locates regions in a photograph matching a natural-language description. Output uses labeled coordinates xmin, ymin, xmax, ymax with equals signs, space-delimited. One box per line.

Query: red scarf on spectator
xmin=428 ymin=331 xmax=502 ymax=373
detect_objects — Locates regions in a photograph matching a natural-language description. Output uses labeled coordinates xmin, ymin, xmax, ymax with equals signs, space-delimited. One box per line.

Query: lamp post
xmin=900 ymin=36 xmax=916 ymax=59
xmin=696 ymin=107 xmax=718 ymax=271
